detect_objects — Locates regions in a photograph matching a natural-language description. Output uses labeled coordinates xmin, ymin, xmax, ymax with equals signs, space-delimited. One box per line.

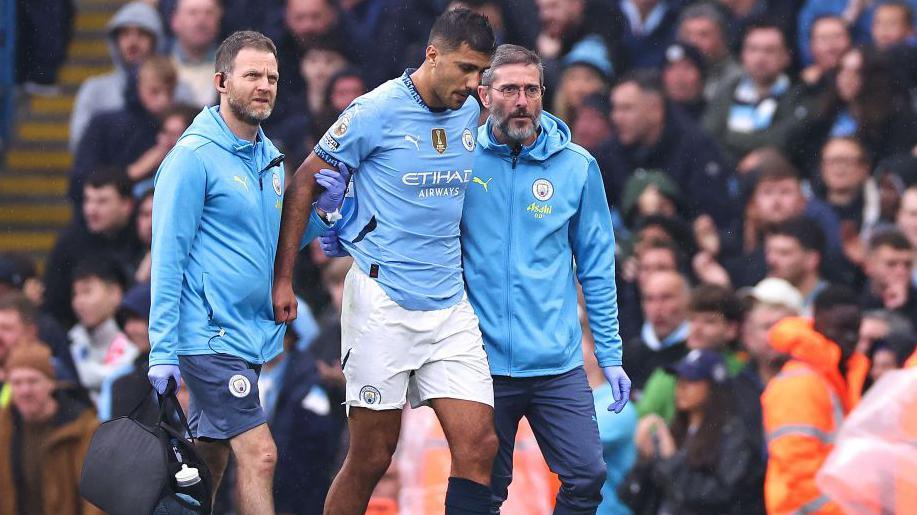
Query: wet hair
xmin=215 ymin=30 xmax=277 ymax=75
xmin=427 ymin=8 xmax=496 ymax=55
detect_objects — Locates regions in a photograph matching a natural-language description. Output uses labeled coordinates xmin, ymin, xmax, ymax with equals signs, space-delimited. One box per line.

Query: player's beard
xmin=227 ymin=86 xmax=274 ymax=126
xmin=492 ymin=103 xmax=541 ymax=145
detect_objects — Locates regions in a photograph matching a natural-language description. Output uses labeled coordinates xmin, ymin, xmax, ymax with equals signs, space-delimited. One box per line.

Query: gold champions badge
xmin=432 ymin=128 xmax=447 ymax=154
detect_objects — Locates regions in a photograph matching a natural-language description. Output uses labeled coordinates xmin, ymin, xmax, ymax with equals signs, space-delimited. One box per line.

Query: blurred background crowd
xmin=2 ymin=0 xmax=917 ymax=513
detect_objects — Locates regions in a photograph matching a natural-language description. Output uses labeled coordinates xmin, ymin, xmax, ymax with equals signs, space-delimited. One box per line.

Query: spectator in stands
xmin=628 ymin=349 xmax=763 ymax=515
xmin=764 ymin=217 xmax=830 ymax=311
xmin=68 ymin=259 xmax=138 ymax=401
xmin=265 ymin=322 xmax=345 ymax=514
xmin=301 ymin=43 xmax=352 ymax=122
xmin=69 ymin=1 xmax=194 ymax=151
xmin=763 ymin=286 xmax=869 ymax=514
xmin=132 ymin=105 xmax=198 ymax=196
xmin=276 ymin=0 xmax=365 ymax=118
xmin=733 ymin=278 xmax=802 ymax=462
xmin=860 ymin=229 xmax=917 ymax=327
xmin=619 ymin=169 xmax=685 ymax=228
xmin=623 ymin=270 xmax=691 ymax=391
xmin=872 ymin=0 xmax=917 ymax=50
xmin=534 ymin=0 xmax=624 ymax=92
xmin=71 ymin=56 xmax=182 ymax=211
xmin=676 ymin=3 xmax=742 ymax=100
xmin=792 ymin=47 xmax=917 ymax=173
xmin=552 ymin=38 xmax=613 ymax=122
xmin=618 ymin=0 xmax=679 ymax=71
xmin=857 ymin=309 xmax=913 ymax=356
xmin=661 ymin=42 xmax=707 ymax=120
xmin=0 ymin=293 xmax=79 ymax=409
xmin=100 ymin=282 xmax=154 ymax=423
xmin=715 ymin=152 xmax=848 ymax=287
xmin=571 ymin=93 xmax=613 ymax=155
xmin=169 ymin=0 xmax=223 ymax=106
xmin=868 ymin=331 xmax=917 ymax=383
xmin=638 ymin=283 xmax=746 ymax=422
xmin=800 ymin=15 xmax=852 ymax=93
xmin=308 ymin=257 xmax=352 ymax=417
xmin=617 ymin=238 xmax=687 ymax=342
xmin=896 ymin=187 xmax=917 ymax=279
xmin=606 ymin=70 xmax=736 ymax=227
xmin=581 ymin=310 xmax=636 ymax=515
xmin=133 ymin=189 xmax=154 ymax=285
xmin=44 ymin=169 xmax=143 ymax=328
xmin=0 ymin=344 xmax=101 ymax=515
xmin=704 ymin=19 xmax=809 ymax=166
xmin=15 ymin=0 xmax=74 ymax=95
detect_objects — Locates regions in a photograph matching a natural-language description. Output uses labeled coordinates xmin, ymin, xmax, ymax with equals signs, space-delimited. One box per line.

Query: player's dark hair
xmin=215 ymin=30 xmax=277 ymax=75
xmin=767 ymin=216 xmax=826 ymax=257
xmin=428 ymin=8 xmax=496 ymax=55
xmin=85 ymin=167 xmax=132 ymax=199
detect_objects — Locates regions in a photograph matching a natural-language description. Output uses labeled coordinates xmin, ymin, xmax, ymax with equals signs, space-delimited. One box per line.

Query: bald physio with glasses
xmin=465 ymin=44 xmax=631 ymax=513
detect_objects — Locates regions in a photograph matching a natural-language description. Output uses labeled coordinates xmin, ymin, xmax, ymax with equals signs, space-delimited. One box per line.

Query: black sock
xmin=445 ymin=476 xmax=492 ymax=515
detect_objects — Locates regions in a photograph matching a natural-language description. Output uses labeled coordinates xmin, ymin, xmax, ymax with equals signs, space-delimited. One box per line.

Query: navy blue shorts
xmin=178 ymin=354 xmax=266 ymax=440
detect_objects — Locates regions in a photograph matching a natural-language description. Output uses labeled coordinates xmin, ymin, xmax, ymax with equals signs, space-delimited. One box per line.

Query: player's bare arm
xmin=272 ymin=152 xmax=332 ymax=323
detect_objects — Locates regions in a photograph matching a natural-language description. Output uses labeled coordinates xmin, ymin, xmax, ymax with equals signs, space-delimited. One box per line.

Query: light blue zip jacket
xmin=461 ymin=111 xmax=622 ymax=376
xmin=149 ymin=106 xmax=327 ymax=366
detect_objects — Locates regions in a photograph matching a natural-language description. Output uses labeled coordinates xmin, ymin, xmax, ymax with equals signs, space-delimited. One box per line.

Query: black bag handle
xmin=156 ymin=377 xmax=195 ymax=442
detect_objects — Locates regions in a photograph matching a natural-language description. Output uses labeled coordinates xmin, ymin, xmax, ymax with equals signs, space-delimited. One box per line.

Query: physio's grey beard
xmin=493 ymin=105 xmax=541 ymax=145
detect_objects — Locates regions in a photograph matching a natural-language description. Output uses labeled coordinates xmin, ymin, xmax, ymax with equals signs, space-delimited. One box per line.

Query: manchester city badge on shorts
xmin=360 ymin=385 xmax=381 ymax=405
xmin=462 ymin=128 xmax=475 ymax=151
xmin=532 ymin=178 xmax=554 ymax=201
xmin=272 ymin=170 xmax=282 ymax=196
xmin=228 ymin=374 xmax=251 ymax=398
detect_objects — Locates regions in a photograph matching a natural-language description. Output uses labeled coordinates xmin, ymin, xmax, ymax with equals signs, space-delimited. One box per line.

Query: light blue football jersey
xmin=314 ymin=69 xmax=480 ymax=311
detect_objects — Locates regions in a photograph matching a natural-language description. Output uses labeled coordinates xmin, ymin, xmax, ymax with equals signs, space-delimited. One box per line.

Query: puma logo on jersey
xmin=233 ymin=175 xmax=249 ymax=192
xmin=404 ymin=134 xmax=420 ymax=151
xmin=473 ymin=177 xmax=492 ymax=192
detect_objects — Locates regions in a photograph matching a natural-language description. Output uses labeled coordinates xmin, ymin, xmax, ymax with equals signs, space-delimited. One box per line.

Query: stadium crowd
xmin=5 ymin=0 xmax=917 ymax=513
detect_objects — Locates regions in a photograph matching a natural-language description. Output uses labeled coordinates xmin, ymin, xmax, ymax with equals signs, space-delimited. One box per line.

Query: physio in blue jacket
xmin=146 ymin=31 xmax=347 ymax=512
xmin=468 ymin=45 xmax=630 ymax=514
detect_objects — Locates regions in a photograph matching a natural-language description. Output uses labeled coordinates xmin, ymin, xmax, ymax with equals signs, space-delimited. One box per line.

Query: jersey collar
xmin=401 ymin=68 xmax=448 ymax=113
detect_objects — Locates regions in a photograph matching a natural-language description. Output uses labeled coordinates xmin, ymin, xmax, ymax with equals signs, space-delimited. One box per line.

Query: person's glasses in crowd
xmin=490 ymin=84 xmax=545 ymax=99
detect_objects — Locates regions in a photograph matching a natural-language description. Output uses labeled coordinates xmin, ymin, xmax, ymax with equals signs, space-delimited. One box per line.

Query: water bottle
xmin=175 ymin=464 xmax=201 ymax=488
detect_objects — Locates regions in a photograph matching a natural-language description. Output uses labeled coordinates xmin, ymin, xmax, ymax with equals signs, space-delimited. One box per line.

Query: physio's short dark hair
xmin=428 ymin=8 xmax=496 ymax=55
xmin=215 ymin=30 xmax=277 ymax=75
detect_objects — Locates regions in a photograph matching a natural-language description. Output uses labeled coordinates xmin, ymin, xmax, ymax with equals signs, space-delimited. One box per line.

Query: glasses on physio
xmin=489 ymin=84 xmax=545 ymax=99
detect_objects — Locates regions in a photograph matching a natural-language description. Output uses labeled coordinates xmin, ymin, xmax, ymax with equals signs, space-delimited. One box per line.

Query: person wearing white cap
xmin=732 ymin=276 xmax=802 ymax=475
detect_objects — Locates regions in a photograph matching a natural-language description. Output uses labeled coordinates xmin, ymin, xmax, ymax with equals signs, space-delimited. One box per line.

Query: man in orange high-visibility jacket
xmin=762 ymin=285 xmax=868 ymax=515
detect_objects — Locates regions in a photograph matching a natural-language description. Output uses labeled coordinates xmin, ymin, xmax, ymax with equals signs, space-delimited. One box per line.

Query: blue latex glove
xmin=315 ymin=162 xmax=350 ymax=213
xmin=319 ymin=229 xmax=350 ymax=257
xmin=148 ymin=364 xmax=182 ymax=395
xmin=602 ymin=366 xmax=631 ymax=413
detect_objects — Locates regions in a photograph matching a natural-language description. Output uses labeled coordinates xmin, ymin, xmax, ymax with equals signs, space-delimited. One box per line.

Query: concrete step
xmin=0 ymin=177 xmax=69 ymax=196
xmin=0 ymin=232 xmax=58 ymax=253
xmin=18 ymin=122 xmax=69 ymax=142
xmin=0 ymin=205 xmax=71 ymax=225
xmin=6 ymin=150 xmax=73 ymax=170
xmin=30 ymin=96 xmax=76 ymax=116
xmin=60 ymin=65 xmax=112 ymax=87
xmin=68 ymin=40 xmax=110 ymax=60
